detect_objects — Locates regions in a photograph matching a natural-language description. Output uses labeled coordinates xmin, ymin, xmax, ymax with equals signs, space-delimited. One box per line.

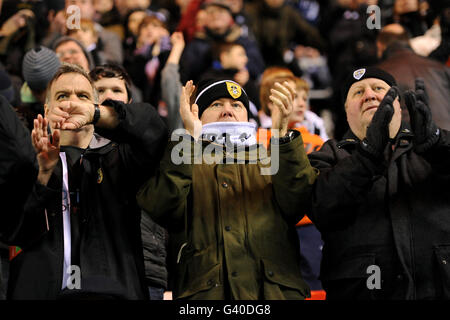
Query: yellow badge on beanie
xmin=226 ymin=81 xmax=242 ymax=99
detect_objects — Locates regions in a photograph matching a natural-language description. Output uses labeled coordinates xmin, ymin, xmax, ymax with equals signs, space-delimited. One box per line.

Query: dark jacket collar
xmin=381 ymin=41 xmax=414 ymax=60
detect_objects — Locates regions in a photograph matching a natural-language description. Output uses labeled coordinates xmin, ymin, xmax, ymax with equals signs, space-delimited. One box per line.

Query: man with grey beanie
xmin=22 ymin=46 xmax=61 ymax=100
xmin=17 ymin=46 xmax=61 ymax=130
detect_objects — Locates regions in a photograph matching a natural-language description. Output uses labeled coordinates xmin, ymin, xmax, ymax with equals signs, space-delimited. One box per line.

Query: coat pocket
xmin=261 ymin=258 xmax=310 ymax=300
xmin=433 ymin=245 xmax=450 ymax=299
xmin=175 ymin=246 xmax=221 ymax=299
xmin=320 ymin=253 xmax=377 ymax=300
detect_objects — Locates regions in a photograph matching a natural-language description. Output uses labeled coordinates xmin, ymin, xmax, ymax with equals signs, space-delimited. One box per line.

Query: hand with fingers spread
xmin=404 ymin=78 xmax=440 ymax=153
xmin=31 ymin=114 xmax=60 ymax=185
xmin=270 ymin=81 xmax=296 ymax=137
xmin=359 ymin=86 xmax=398 ymax=160
xmin=179 ymin=80 xmax=202 ymax=140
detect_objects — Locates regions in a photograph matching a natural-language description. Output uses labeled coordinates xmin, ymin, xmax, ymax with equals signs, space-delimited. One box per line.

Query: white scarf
xmin=201 ymin=122 xmax=257 ymax=147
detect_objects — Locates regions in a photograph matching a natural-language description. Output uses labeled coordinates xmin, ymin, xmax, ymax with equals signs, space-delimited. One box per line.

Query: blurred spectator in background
xmin=376 ymin=23 xmax=450 ymax=130
xmin=320 ymin=0 xmax=379 ymax=140
xmin=16 ymin=46 xmax=61 ymax=131
xmin=160 ymin=31 xmax=185 ymax=132
xmin=428 ymin=1 xmax=450 ymax=65
xmin=124 ymin=14 xmax=171 ymax=106
xmin=244 ymin=0 xmax=326 ymax=68
xmin=42 ymin=0 xmax=124 ymax=64
xmin=123 ymin=8 xmax=149 ymax=56
xmin=93 ymin=0 xmax=124 ymax=38
xmin=53 ymin=36 xmax=96 ymax=71
xmin=67 ymin=19 xmax=108 ymax=66
xmin=180 ymin=0 xmax=265 ymax=85
xmin=0 ymin=8 xmax=36 ymax=77
xmin=392 ymin=0 xmax=427 ymax=37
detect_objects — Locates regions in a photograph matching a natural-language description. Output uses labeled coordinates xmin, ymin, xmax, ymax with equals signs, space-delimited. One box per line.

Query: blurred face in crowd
xmin=195 ymin=9 xmax=208 ymax=32
xmin=94 ymin=76 xmax=129 ymax=103
xmin=394 ymin=0 xmax=419 ymax=15
xmin=200 ymin=98 xmax=248 ymax=124
xmin=220 ymin=45 xmax=248 ymax=70
xmin=264 ymin=0 xmax=284 ymax=9
xmin=66 ymin=0 xmax=95 ymax=20
xmin=126 ymin=0 xmax=150 ymax=10
xmin=93 ymin=0 xmax=114 ymax=14
xmin=68 ymin=21 xmax=98 ymax=48
xmin=224 ymin=0 xmax=243 ymax=14
xmin=345 ymin=78 xmax=401 ymax=140
xmin=205 ymin=5 xmax=233 ymax=35
xmin=55 ymin=41 xmax=90 ymax=71
xmin=289 ymin=86 xmax=308 ymax=125
xmin=138 ymin=19 xmax=167 ymax=45
xmin=128 ymin=10 xmax=147 ymax=36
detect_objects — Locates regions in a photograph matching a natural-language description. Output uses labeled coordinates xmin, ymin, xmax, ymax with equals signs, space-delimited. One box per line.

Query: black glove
xmin=404 ymin=78 xmax=440 ymax=154
xmin=358 ymin=87 xmax=398 ymax=161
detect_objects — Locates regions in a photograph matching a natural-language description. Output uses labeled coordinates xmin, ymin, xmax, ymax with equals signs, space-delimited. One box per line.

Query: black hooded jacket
xmin=5 ymin=100 xmax=167 ymax=300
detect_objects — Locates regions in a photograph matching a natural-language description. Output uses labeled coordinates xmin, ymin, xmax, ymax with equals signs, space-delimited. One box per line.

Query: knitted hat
xmin=22 ymin=46 xmax=61 ymax=92
xmin=342 ymin=67 xmax=397 ymax=104
xmin=0 ymin=69 xmax=14 ymax=102
xmin=194 ymin=79 xmax=249 ymax=118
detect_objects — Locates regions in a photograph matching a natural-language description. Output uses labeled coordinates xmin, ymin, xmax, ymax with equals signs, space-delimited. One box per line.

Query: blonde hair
xmin=259 ymin=67 xmax=309 ymax=115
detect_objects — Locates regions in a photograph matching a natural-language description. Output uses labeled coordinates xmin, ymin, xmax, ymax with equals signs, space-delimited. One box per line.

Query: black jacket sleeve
xmin=0 ymin=96 xmax=38 ymax=242
xmin=95 ymin=100 xmax=169 ymax=188
xmin=308 ymin=139 xmax=386 ymax=231
xmin=420 ymin=129 xmax=450 ymax=177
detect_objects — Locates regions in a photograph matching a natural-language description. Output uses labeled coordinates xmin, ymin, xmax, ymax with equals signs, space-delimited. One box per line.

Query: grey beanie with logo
xmin=22 ymin=46 xmax=61 ymax=92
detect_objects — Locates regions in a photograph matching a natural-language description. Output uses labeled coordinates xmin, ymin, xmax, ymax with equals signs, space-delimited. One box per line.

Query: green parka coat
xmin=137 ymin=131 xmax=318 ymax=299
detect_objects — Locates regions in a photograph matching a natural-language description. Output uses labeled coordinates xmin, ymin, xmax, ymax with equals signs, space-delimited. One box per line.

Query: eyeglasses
xmin=56 ymin=49 xmax=81 ymax=58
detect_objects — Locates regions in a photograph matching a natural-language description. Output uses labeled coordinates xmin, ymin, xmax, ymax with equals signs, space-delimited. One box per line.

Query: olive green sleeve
xmin=272 ymin=131 xmax=319 ymax=224
xmin=136 ymin=135 xmax=200 ymax=228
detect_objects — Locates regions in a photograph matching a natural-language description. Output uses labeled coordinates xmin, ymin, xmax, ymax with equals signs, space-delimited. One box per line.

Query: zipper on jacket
xmin=177 ymin=242 xmax=187 ymax=264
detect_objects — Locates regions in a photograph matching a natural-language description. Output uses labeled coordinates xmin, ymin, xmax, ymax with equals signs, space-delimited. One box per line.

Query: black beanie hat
xmin=195 ymin=79 xmax=249 ymax=117
xmin=342 ymin=67 xmax=397 ymax=104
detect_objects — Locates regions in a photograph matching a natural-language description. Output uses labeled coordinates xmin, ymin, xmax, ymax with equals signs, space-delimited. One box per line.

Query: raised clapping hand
xmin=179 ymin=80 xmax=202 ymax=140
xmin=404 ymin=78 xmax=440 ymax=153
xmin=45 ymin=100 xmax=95 ymax=130
xmin=360 ymin=87 xmax=398 ymax=160
xmin=31 ymin=114 xmax=60 ymax=185
xmin=270 ymin=81 xmax=296 ymax=138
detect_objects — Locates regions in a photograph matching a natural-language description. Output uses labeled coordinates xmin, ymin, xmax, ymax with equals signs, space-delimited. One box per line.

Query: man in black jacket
xmin=5 ymin=63 xmax=167 ymax=299
xmin=90 ymin=64 xmax=169 ymax=300
xmin=308 ymin=66 xmax=450 ymax=300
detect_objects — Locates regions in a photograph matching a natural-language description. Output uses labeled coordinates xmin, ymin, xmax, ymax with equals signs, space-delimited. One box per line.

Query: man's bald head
xmin=376 ymin=23 xmax=410 ymax=58
xmin=382 ymin=23 xmax=406 ymax=34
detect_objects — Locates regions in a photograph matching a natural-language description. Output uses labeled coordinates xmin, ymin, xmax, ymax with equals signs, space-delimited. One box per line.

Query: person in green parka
xmin=137 ymin=77 xmax=318 ymax=300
